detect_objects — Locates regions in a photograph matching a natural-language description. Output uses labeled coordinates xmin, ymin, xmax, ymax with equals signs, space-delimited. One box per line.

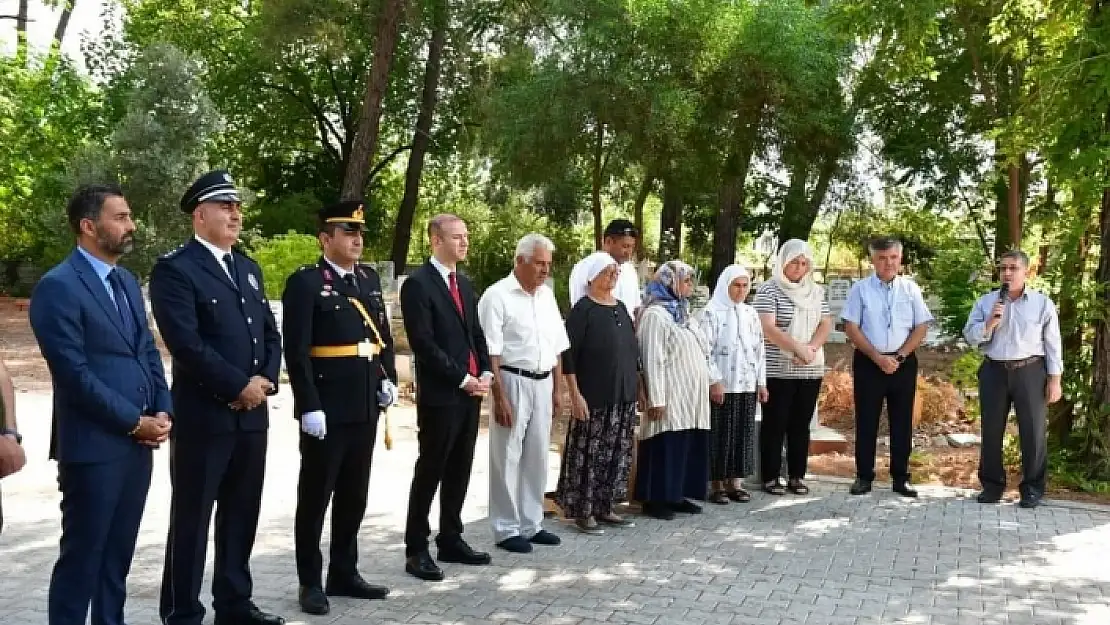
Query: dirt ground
xmin=7 ymin=298 xmax=1107 ymax=505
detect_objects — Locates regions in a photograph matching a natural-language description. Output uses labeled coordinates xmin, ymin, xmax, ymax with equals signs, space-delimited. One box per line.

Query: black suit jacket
xmin=399 ymin=260 xmax=491 ymax=407
xmin=281 ymin=258 xmax=397 ymax=426
xmin=149 ymin=239 xmax=282 ymax=438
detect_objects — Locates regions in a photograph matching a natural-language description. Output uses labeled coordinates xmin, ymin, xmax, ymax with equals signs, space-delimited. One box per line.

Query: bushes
xmin=250 ymin=233 xmax=320 ymax=298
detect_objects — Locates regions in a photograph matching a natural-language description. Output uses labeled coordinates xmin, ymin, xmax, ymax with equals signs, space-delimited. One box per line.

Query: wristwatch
xmin=0 ymin=428 xmax=21 ymax=445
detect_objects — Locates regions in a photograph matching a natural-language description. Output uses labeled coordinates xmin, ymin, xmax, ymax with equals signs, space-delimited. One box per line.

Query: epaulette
xmin=159 ymin=244 xmax=186 ymax=260
xmin=298 ymin=263 xmax=318 ymax=273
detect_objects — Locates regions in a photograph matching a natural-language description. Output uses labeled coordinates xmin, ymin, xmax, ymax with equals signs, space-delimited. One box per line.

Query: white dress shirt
xmin=568 ymin=258 xmax=641 ymax=317
xmin=427 ymin=256 xmax=492 ymax=385
xmin=478 ymin=273 xmax=569 ymax=373
xmin=194 ymin=234 xmax=234 ymax=280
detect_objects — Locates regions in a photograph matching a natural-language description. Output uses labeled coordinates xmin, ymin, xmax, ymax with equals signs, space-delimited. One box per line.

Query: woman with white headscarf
xmin=556 ymin=252 xmax=640 ymax=534
xmin=697 ymin=264 xmax=767 ymax=504
xmin=635 ymin=260 xmax=712 ymax=520
xmin=753 ymin=239 xmax=831 ymax=496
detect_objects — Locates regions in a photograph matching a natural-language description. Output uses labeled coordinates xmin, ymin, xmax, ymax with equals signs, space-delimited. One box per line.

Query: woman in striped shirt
xmin=753 ymin=240 xmax=831 ymax=496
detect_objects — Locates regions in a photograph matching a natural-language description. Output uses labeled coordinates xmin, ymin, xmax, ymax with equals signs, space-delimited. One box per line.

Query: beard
xmin=97 ymin=228 xmax=134 ymax=256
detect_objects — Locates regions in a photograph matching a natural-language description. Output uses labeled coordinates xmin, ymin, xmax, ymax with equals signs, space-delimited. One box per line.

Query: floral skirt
xmin=709 ymin=392 xmax=757 ymax=481
xmin=555 ymin=402 xmax=637 ymax=520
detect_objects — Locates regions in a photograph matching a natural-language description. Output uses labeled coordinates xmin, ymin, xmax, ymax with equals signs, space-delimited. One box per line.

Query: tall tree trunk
xmin=590 ymin=123 xmax=606 ymax=249
xmin=52 ymin=0 xmax=77 ymax=49
xmin=15 ymin=0 xmax=29 ymax=66
xmin=340 ymin=0 xmax=407 ymax=200
xmin=1049 ymin=231 xmax=1089 ymax=446
xmin=658 ymin=177 xmax=683 ymax=261
xmin=1007 ymin=161 xmax=1022 ymax=249
xmin=1089 ymin=184 xmax=1110 ymax=476
xmin=391 ymin=0 xmax=447 ymax=274
xmin=709 ymin=148 xmax=753 ymax=289
xmin=632 ymin=172 xmax=654 ymax=260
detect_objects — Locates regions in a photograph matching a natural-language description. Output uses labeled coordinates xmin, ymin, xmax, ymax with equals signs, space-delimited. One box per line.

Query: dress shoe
xmin=671 ymin=499 xmax=703 ymax=514
xmin=496 ymin=535 xmax=533 ymax=553
xmin=642 ymin=501 xmax=676 ymax=520
xmin=213 ymin=605 xmax=285 ymax=625
xmin=325 ymin=574 xmax=389 ymax=600
xmin=438 ymin=539 xmax=492 ymax=565
xmin=849 ymin=479 xmax=872 ymax=495
xmin=405 ymin=551 xmax=445 ymax=581
xmin=1018 ymin=495 xmax=1042 ymax=509
xmin=976 ymin=490 xmax=1003 ymax=504
xmin=298 ymin=586 xmax=329 ymax=616
xmin=529 ymin=529 xmax=562 ymax=545
xmin=893 ymin=482 xmax=918 ymax=498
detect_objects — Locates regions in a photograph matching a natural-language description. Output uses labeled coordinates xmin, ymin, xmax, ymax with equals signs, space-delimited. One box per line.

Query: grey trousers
xmin=977 ymin=358 xmax=1048 ymax=496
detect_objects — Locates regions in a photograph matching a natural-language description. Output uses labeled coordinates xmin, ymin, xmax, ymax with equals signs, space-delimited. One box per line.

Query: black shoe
xmin=297 ymin=586 xmax=329 ymax=616
xmin=496 ymin=536 xmax=533 ymax=553
xmin=405 ymin=551 xmax=445 ymax=582
xmin=214 ymin=606 xmax=285 ymax=625
xmin=849 ymin=479 xmax=872 ymax=495
xmin=976 ymin=490 xmax=1003 ymax=504
xmin=437 ymin=539 xmax=492 ymax=565
xmin=671 ymin=499 xmax=703 ymax=514
xmin=529 ymin=530 xmax=561 ymax=546
xmin=1018 ymin=495 xmax=1042 ymax=509
xmin=893 ymin=482 xmax=918 ymax=498
xmin=642 ymin=501 xmax=676 ymax=520
xmin=325 ymin=574 xmax=389 ymax=600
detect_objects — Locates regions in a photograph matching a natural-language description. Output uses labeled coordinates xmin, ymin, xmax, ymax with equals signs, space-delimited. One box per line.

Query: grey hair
xmin=515 ymin=233 xmax=555 ymax=261
xmin=427 ymin=213 xmax=463 ymax=239
xmin=867 ymin=236 xmax=903 ymax=255
xmin=1000 ymin=250 xmax=1030 ymax=268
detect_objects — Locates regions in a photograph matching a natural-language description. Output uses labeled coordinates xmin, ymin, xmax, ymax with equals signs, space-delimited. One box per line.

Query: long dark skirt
xmin=555 ymin=402 xmax=637 ymax=520
xmin=709 ymin=392 xmax=757 ymax=481
xmin=634 ymin=429 xmax=710 ymax=503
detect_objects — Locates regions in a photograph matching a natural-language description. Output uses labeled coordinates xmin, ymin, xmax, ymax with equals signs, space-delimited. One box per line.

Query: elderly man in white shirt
xmin=478 ymin=233 xmax=570 ymax=553
xmin=568 ymin=219 xmax=642 ymax=317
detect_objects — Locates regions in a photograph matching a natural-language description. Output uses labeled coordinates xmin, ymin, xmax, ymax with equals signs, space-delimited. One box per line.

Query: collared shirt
xmin=194 ymin=234 xmax=234 ymax=280
xmin=428 ymin=255 xmax=454 ymax=288
xmin=76 ymin=245 xmax=121 ymax=306
xmin=323 ymin=256 xmax=356 ymax=284
xmin=963 ymin=288 xmax=1063 ymax=375
xmin=478 ymin=273 xmax=569 ymax=373
xmin=840 ymin=274 xmax=934 ymax=354
xmin=568 ymin=259 xmax=642 ymax=317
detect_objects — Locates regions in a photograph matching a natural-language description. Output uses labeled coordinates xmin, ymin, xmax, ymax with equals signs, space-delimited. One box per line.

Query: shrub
xmin=251 ymin=233 xmax=320 ymax=298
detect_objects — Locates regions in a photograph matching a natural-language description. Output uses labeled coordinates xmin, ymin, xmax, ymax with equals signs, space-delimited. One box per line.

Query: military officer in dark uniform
xmin=150 ymin=171 xmax=285 ymax=625
xmin=282 ymin=200 xmax=398 ymax=615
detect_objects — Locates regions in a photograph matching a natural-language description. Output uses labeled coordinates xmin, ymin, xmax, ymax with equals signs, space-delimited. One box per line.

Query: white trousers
xmin=489 ymin=370 xmax=553 ymax=543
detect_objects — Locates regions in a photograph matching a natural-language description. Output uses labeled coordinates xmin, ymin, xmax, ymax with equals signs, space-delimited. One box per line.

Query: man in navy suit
xmin=150 ymin=171 xmax=284 ymax=625
xmin=401 ymin=213 xmax=493 ymax=582
xmin=29 ymin=184 xmax=173 ymax=625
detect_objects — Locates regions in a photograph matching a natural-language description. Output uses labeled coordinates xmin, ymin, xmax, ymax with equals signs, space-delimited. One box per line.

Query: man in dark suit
xmin=401 ymin=213 xmax=493 ymax=582
xmin=282 ymin=200 xmax=397 ymax=615
xmin=150 ymin=171 xmax=284 ymax=625
xmin=29 ymin=184 xmax=173 ymax=625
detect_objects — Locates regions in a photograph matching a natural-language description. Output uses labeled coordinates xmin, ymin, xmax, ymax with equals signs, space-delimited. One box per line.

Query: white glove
xmin=301 ymin=410 xmax=327 ymax=439
xmin=379 ymin=379 xmax=398 ymax=408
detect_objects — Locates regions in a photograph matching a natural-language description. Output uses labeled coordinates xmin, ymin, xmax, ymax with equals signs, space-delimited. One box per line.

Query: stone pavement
xmin=2 ymin=388 xmax=1110 ymax=625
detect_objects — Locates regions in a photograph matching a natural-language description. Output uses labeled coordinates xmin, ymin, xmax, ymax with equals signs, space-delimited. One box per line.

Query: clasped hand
xmin=230 ymin=375 xmax=274 ymax=411
xmin=133 ymin=412 xmax=172 ymax=448
xmin=791 ymin=342 xmax=819 ymax=366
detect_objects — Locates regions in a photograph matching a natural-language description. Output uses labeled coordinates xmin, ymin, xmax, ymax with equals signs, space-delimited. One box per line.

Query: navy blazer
xmin=29 ymin=249 xmax=173 ymax=464
xmin=149 ymin=239 xmax=281 ymax=438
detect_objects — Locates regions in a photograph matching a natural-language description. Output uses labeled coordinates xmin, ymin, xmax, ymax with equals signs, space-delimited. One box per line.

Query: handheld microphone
xmin=995 ymin=282 xmax=1009 ymax=318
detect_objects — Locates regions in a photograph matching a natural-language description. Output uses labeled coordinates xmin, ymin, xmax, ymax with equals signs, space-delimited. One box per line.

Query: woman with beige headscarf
xmin=752 ymin=240 xmax=831 ymax=496
xmin=698 ymin=264 xmax=767 ymax=504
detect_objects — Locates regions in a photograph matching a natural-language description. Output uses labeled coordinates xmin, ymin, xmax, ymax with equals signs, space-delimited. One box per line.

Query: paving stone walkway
xmin=2 ymin=389 xmax=1110 ymax=625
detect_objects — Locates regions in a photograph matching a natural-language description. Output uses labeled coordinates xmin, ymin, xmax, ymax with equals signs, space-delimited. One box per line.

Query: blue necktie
xmin=108 ymin=268 xmax=136 ymax=342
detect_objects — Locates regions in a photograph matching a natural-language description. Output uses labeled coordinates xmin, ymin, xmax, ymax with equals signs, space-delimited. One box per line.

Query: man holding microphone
xmin=963 ymin=250 xmax=1063 ymax=509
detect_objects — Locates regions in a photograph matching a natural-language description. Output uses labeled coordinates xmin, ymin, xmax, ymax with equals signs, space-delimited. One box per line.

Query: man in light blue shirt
xmin=963 ymin=250 xmax=1062 ymax=509
xmin=841 ymin=237 xmax=934 ymax=498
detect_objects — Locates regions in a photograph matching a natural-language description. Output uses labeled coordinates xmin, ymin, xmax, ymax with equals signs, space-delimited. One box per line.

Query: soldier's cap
xmin=180 ymin=170 xmax=242 ymax=213
xmin=319 ymin=199 xmax=367 ymax=233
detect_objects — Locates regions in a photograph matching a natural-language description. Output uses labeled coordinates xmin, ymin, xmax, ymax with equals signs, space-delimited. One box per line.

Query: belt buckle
xmin=357 ymin=340 xmax=372 ymax=358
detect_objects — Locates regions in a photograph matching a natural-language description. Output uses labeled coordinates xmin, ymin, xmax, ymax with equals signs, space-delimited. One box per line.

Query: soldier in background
xmin=282 ymin=200 xmax=398 ymax=615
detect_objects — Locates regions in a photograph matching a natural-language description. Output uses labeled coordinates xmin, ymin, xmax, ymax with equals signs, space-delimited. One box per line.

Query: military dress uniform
xmin=150 ymin=171 xmax=284 ymax=625
xmin=282 ymin=201 xmax=397 ymax=614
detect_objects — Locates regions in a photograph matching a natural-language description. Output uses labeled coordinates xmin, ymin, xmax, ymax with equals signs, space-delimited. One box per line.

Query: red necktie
xmin=448 ymin=272 xmax=479 ymax=376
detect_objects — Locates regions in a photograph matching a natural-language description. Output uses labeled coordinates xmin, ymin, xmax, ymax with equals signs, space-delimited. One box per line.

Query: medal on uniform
xmin=247 ymin=273 xmax=259 ymax=291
